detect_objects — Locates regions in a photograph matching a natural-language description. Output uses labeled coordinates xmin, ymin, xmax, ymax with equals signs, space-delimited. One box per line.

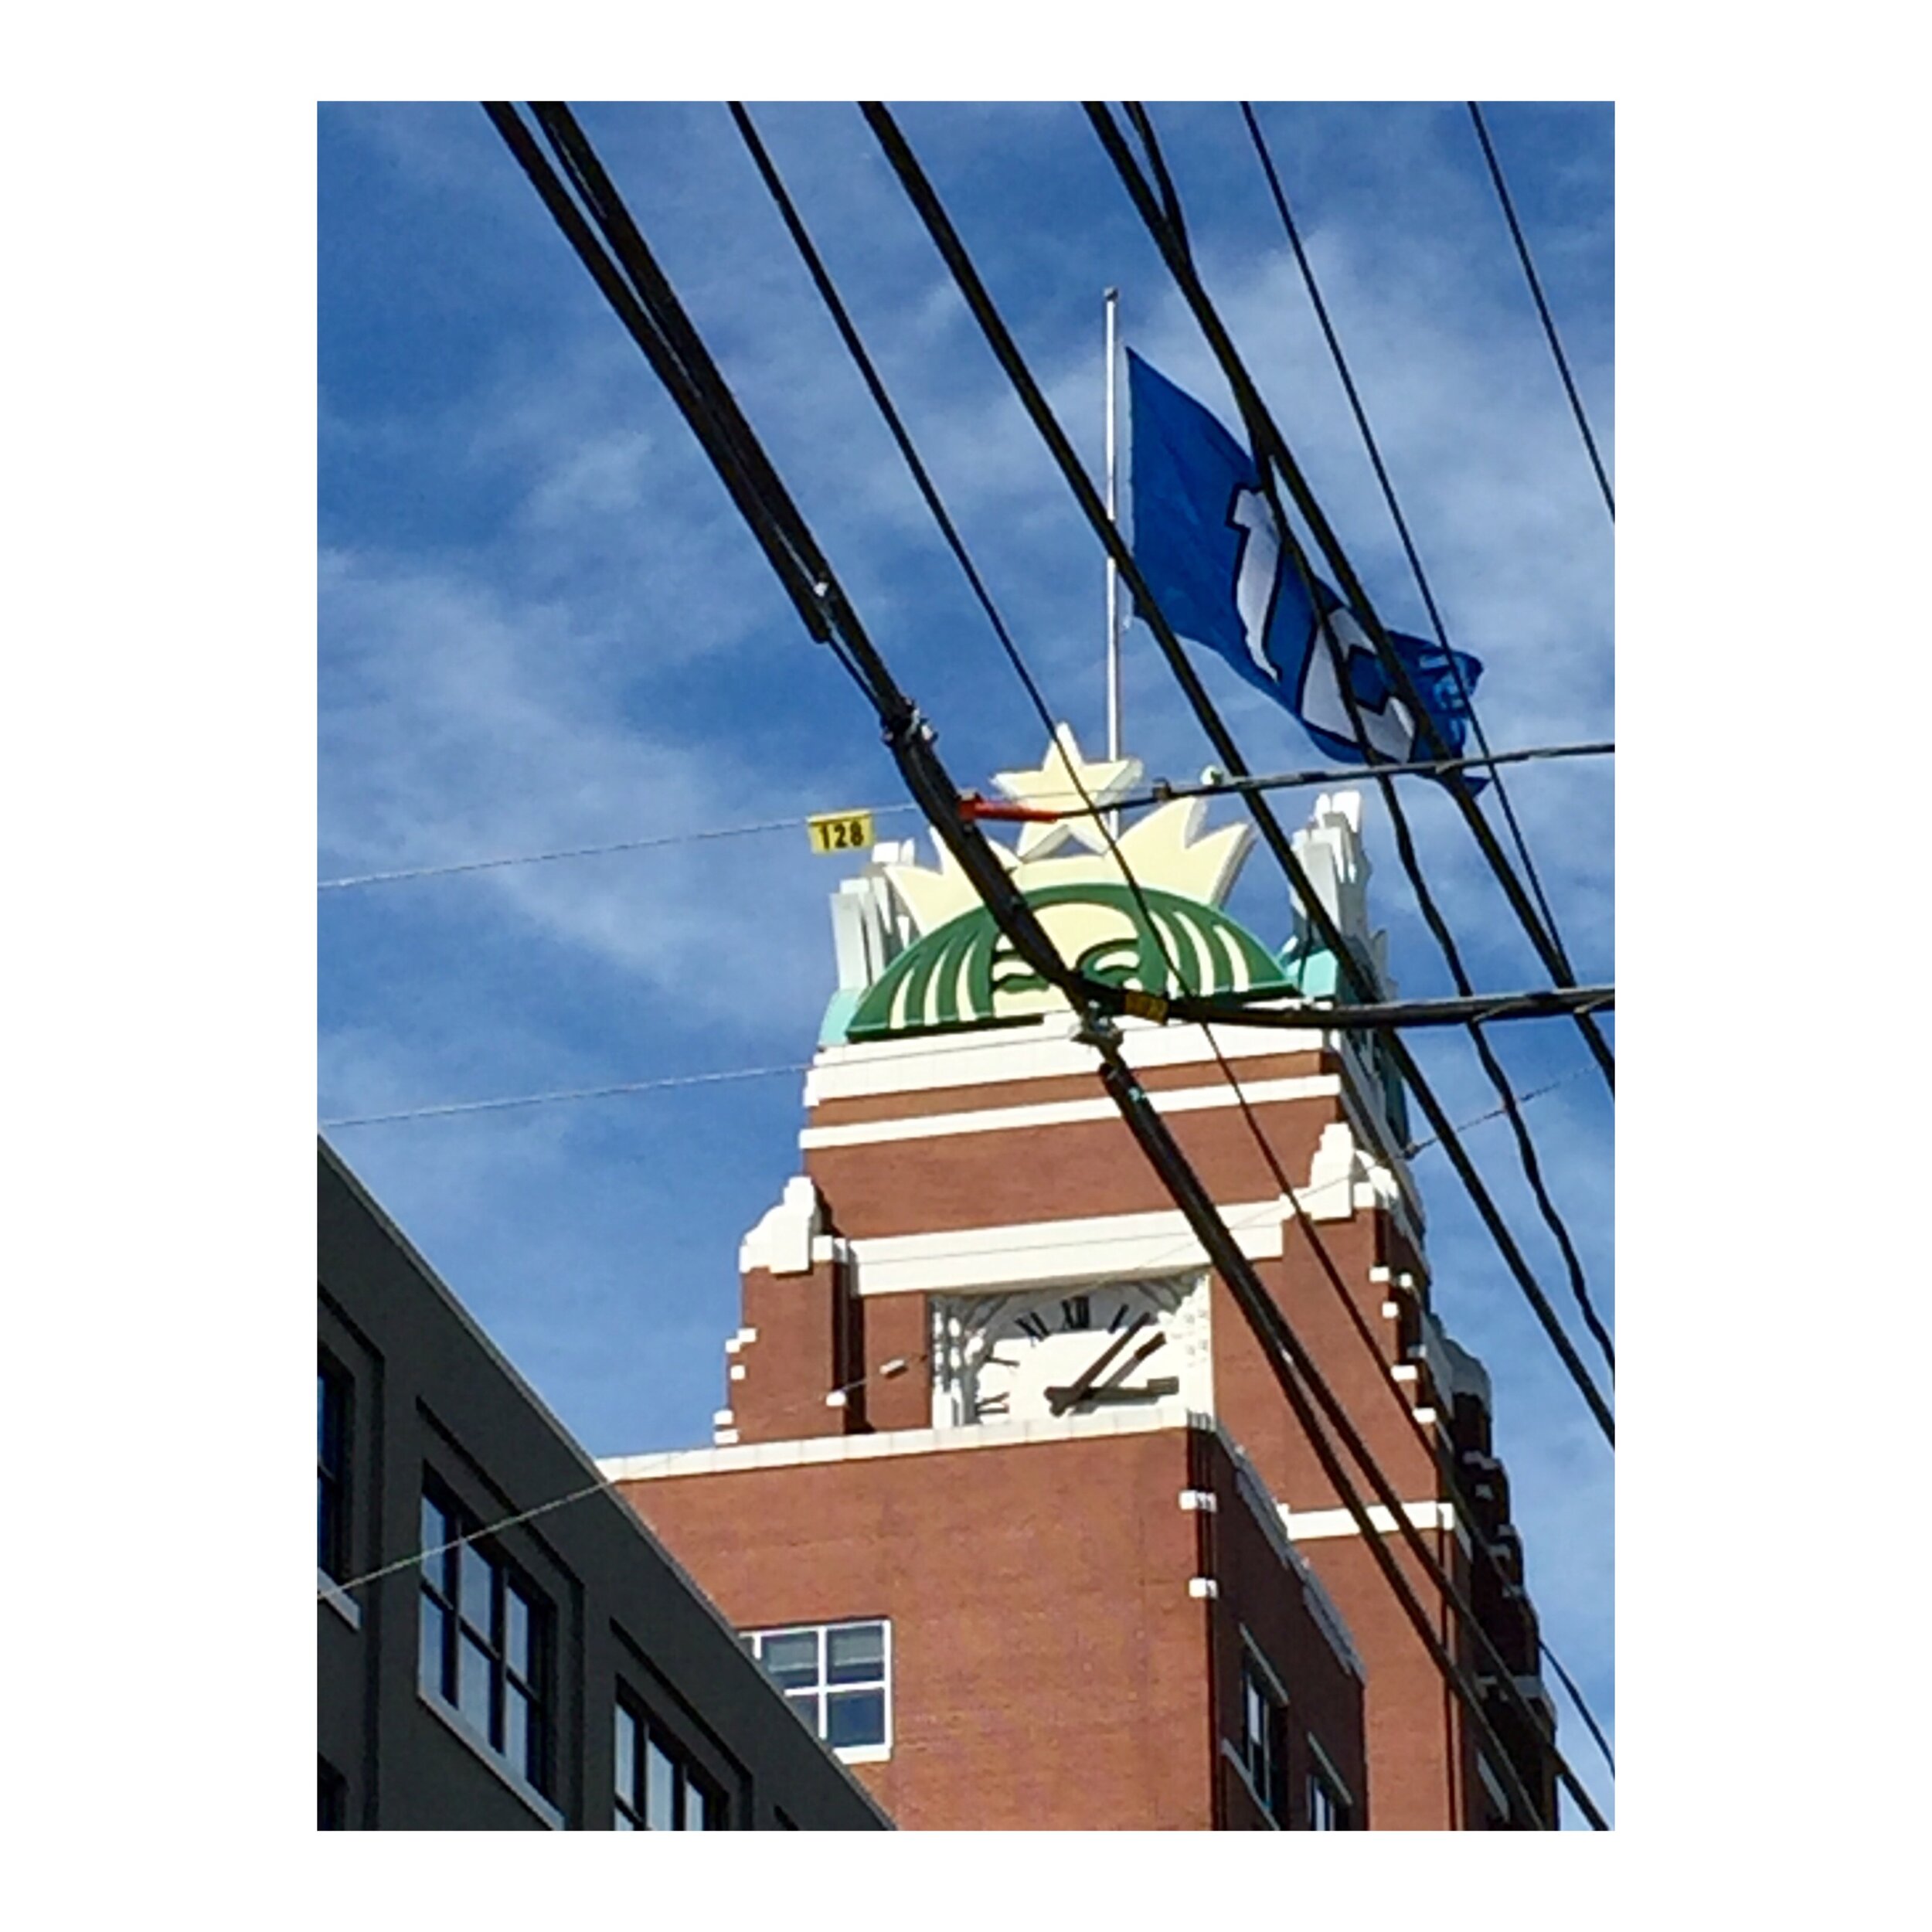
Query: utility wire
xmin=318 ymin=744 xmax=1608 ymax=895
xmin=727 ymin=106 xmax=1607 ymax=1823
xmin=1467 ymin=103 xmax=1616 ymax=522
xmin=1157 ymin=103 xmax=1615 ymax=1376
xmin=1086 ymin=103 xmax=1614 ymax=1378
xmin=1237 ymin=102 xmax=1573 ymax=977
xmin=317 ymin=807 xmax=919 ymax=891
xmin=1085 ymin=102 xmax=1614 ymax=1095
xmin=495 ymin=101 xmax=1581 ymax=1828
xmin=321 ymin=1063 xmax=812 ymax=1129
xmin=861 ymin=102 xmax=1614 ymax=1445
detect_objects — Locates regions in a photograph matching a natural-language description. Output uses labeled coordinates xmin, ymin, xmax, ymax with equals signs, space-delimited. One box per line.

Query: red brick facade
xmin=612 ymin=1025 xmax=1555 ymax=1829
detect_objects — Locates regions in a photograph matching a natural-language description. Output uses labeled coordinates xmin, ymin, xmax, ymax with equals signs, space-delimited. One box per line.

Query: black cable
xmin=1237 ymin=102 xmax=1573 ymax=976
xmin=492 ymin=100 xmax=1580 ymax=1828
xmin=1466 ymin=103 xmax=1616 ymax=522
xmin=859 ymin=100 xmax=1614 ymax=1446
xmin=1086 ymin=103 xmax=1615 ymax=1095
xmin=731 ymin=105 xmax=1609 ymax=1823
xmin=1094 ymin=103 xmax=1614 ymax=1376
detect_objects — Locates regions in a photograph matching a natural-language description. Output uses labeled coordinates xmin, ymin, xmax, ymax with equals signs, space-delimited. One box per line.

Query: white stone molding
xmin=738 ymin=1175 xmax=822 ymax=1277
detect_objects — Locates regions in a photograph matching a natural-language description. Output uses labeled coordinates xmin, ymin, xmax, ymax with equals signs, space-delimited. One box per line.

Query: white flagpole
xmin=1104 ymin=287 xmax=1123 ymax=795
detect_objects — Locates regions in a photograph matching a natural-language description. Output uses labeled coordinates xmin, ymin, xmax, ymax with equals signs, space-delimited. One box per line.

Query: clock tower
xmin=605 ymin=726 xmax=1557 ymax=1829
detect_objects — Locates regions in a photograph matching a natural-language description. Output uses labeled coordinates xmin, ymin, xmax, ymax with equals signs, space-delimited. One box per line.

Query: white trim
xmin=1189 ymin=1577 xmax=1219 ymax=1599
xmin=845 ymin=1199 xmax=1290 ymax=1298
xmin=806 ymin=1014 xmax=1322 ymax=1105
xmin=836 ymin=1743 xmax=892 ymax=1767
xmin=1280 ymin=1498 xmax=1464 ymax=1546
xmin=801 ymin=1073 xmax=1341 ymax=1150
xmin=1179 ymin=1489 xmax=1217 ymax=1513
xmin=418 ymin=1687 xmax=565 ymax=1829
xmin=601 ymin=1403 xmax=1202 ymax=1482
xmin=318 ymin=1568 xmax=361 ymax=1630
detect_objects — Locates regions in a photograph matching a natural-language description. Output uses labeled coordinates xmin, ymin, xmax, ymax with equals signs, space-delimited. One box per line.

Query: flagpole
xmin=1104 ymin=287 xmax=1122 ymax=808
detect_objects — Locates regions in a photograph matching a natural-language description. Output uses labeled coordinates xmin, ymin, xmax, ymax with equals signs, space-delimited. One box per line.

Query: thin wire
xmin=1095 ymin=102 xmax=1615 ymax=1379
xmin=321 ymin=1063 xmax=811 ymax=1128
xmin=1084 ymin=102 xmax=1614 ymax=1094
xmin=318 ymin=806 xmax=919 ymax=891
xmin=866 ymin=100 xmax=1614 ymax=1447
xmin=321 ymin=1475 xmax=614 ymax=1600
xmin=318 ymin=747 xmax=1609 ymax=895
xmin=1237 ymin=101 xmax=1574 ymax=972
xmin=501 ymin=104 xmax=1587 ymax=1823
xmin=1466 ymin=103 xmax=1615 ymax=521
xmin=743 ymin=116 xmax=1607 ymax=1816
xmin=1403 ymin=1063 xmax=1595 ymax=1159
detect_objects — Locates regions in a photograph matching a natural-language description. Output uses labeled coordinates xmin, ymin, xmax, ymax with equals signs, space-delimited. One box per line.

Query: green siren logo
xmin=848 ymin=881 xmax=1293 ymax=1039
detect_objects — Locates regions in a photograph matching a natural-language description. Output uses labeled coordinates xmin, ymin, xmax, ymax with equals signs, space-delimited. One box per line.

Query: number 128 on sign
xmin=807 ymin=811 xmax=875 ymax=854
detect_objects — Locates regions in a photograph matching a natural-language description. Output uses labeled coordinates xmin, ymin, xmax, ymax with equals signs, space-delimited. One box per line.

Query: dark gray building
xmin=318 ymin=1138 xmax=892 ymax=1831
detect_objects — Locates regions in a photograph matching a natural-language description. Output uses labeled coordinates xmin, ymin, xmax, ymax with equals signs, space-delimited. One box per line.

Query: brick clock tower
xmin=605 ymin=727 xmax=1557 ymax=1830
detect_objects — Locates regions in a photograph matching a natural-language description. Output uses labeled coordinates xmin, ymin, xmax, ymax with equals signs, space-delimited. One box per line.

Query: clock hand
xmin=1092 ymin=1329 xmax=1168 ymax=1394
xmin=1071 ymin=1376 xmax=1182 ymax=1405
xmin=1045 ymin=1311 xmax=1151 ymax=1415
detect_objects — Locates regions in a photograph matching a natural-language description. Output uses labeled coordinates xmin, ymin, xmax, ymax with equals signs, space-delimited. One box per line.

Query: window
xmin=418 ymin=1483 xmax=551 ymax=1795
xmin=1308 ymin=1766 xmax=1350 ymax=1831
xmin=614 ymin=1697 xmax=723 ymax=1830
xmin=318 ymin=1757 xmax=346 ymax=1831
xmin=318 ymin=1360 xmax=349 ymax=1580
xmin=746 ymin=1620 xmax=889 ymax=1755
xmin=1240 ymin=1657 xmax=1287 ymax=1821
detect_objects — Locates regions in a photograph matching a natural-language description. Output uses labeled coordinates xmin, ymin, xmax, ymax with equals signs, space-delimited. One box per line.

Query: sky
xmin=318 ymin=100 xmax=1614 ymax=1825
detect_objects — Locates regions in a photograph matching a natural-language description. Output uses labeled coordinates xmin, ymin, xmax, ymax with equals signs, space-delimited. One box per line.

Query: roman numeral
xmin=1016 ymin=1312 xmax=1050 ymax=1342
xmin=1109 ymin=1304 xmax=1132 ymax=1332
xmin=1061 ymin=1294 xmax=1092 ymax=1332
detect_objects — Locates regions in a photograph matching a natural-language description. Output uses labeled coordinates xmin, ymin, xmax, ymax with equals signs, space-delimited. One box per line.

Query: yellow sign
xmin=807 ymin=810 xmax=876 ymax=855
xmin=1120 ymin=988 xmax=1171 ymax=1024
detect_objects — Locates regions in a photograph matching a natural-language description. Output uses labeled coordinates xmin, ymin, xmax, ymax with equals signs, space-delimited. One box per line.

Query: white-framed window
xmin=745 ymin=1620 xmax=890 ymax=1760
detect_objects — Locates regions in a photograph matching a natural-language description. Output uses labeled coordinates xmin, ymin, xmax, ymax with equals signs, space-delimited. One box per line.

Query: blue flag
xmin=1126 ymin=351 xmax=1482 ymax=777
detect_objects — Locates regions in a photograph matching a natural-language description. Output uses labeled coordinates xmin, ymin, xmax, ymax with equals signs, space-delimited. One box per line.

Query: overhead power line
xmin=1083 ymin=102 xmax=1614 ymax=1095
xmin=316 ymin=806 xmax=920 ymax=891
xmin=317 ymin=743 xmax=1610 ymax=895
xmin=321 ymin=1062 xmax=813 ymax=1129
xmin=1236 ymin=102 xmax=1573 ymax=976
xmin=1466 ymin=103 xmax=1615 ymax=522
xmin=491 ymin=100 xmax=1600 ymax=1825
xmin=731 ymin=111 xmax=1616 ymax=1803
xmin=859 ymin=102 xmax=1614 ymax=1445
xmin=1083 ymin=102 xmax=1616 ymax=1379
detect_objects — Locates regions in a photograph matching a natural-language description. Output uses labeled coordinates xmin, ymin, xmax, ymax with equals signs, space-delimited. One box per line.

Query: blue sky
xmin=319 ymin=100 xmax=1613 ymax=1823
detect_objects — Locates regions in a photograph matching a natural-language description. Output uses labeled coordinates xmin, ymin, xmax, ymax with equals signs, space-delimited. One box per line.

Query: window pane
xmin=786 ymin=1690 xmax=820 ymax=1733
xmin=506 ymin=1590 xmax=532 ymax=1679
xmin=614 ymin=1809 xmax=634 ymax=1832
xmin=459 ymin=1545 xmax=495 ymax=1636
xmin=826 ymin=1622 xmax=883 ymax=1685
xmin=689 ymin=1781 xmax=712 ymax=1832
xmin=420 ymin=1495 xmax=447 ymax=1590
xmin=614 ymin=1706 xmax=637 ymax=1807
xmin=646 ymin=1736 xmax=677 ymax=1830
xmin=760 ymin=1631 xmax=818 ymax=1690
xmin=505 ymin=1685 xmax=531 ymax=1780
xmin=458 ymin=1633 xmax=493 ymax=1733
xmin=419 ymin=1596 xmax=447 ymax=1699
xmin=826 ymin=1689 xmax=885 ymax=1749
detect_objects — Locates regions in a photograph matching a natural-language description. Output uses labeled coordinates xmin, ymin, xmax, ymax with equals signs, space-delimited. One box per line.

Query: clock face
xmin=933 ymin=1275 xmax=1207 ymax=1426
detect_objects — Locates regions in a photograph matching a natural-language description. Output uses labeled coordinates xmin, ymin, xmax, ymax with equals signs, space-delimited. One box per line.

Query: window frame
xmin=417 ymin=1477 xmax=553 ymax=1798
xmin=1238 ymin=1652 xmax=1289 ymax=1823
xmin=613 ymin=1692 xmax=726 ymax=1831
xmin=1306 ymin=1733 xmax=1355 ymax=1830
xmin=318 ymin=1357 xmax=350 ymax=1581
xmin=743 ymin=1618 xmax=893 ymax=1764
